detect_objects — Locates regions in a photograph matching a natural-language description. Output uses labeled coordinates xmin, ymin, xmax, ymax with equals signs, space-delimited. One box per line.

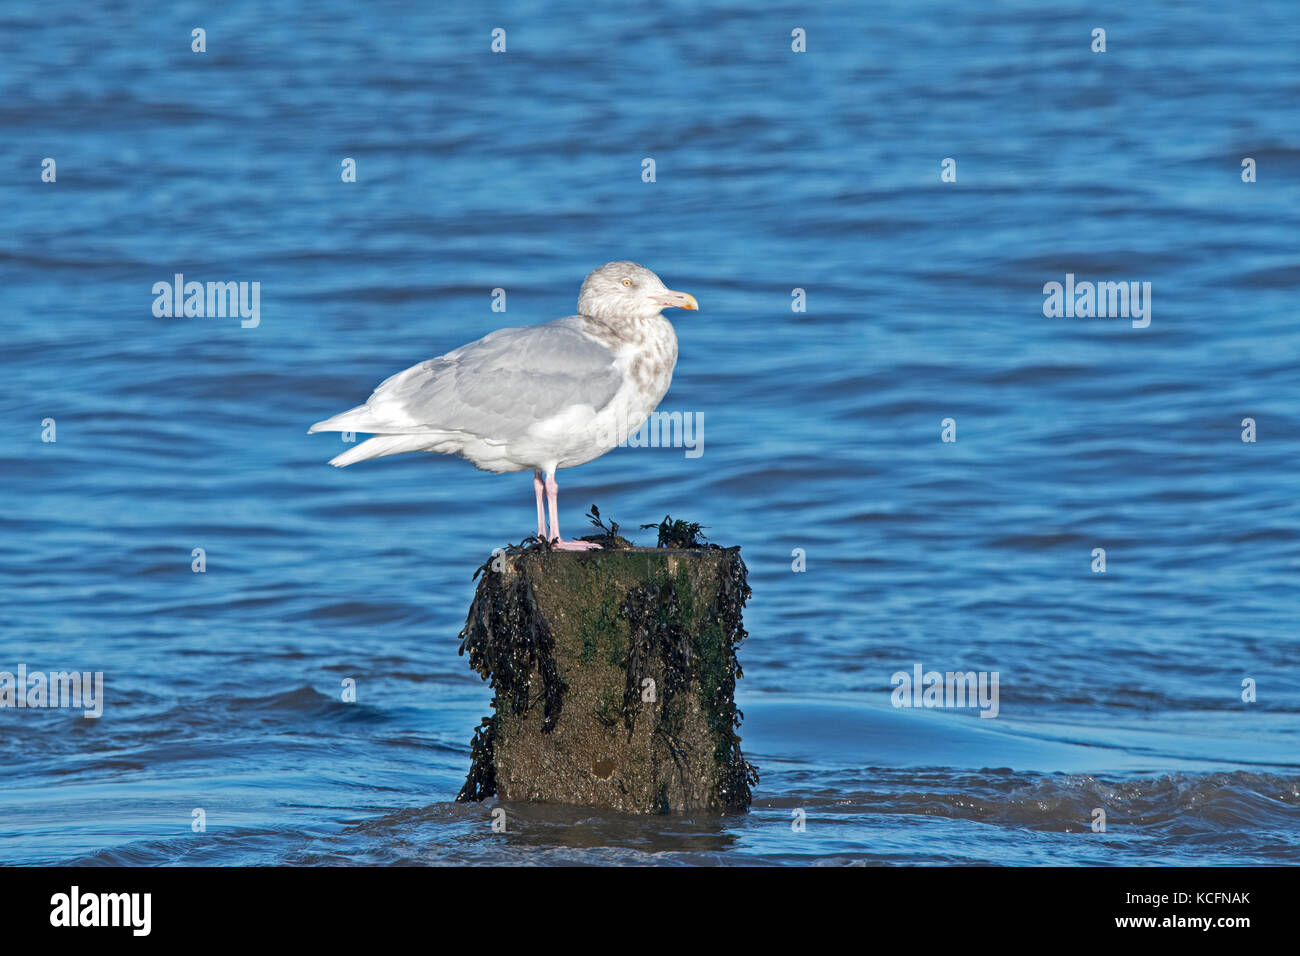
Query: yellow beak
xmin=663 ymin=290 xmax=698 ymax=311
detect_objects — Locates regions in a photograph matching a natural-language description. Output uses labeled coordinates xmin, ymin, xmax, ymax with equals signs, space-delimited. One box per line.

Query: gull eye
xmin=621 ymin=279 xmax=632 ymax=287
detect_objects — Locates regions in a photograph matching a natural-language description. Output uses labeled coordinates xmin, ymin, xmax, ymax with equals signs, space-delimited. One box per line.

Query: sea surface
xmin=1 ymin=1 xmax=1297 ymax=865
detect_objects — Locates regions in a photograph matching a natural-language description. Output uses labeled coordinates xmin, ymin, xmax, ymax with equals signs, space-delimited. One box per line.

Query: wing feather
xmin=339 ymin=316 xmax=622 ymax=439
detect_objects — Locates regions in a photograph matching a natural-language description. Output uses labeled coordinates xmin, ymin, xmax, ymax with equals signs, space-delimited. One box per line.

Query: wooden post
xmin=456 ymin=541 xmax=757 ymax=814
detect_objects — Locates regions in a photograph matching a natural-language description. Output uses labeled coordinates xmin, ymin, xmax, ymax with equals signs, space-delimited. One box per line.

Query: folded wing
xmin=310 ymin=317 xmax=624 ymax=442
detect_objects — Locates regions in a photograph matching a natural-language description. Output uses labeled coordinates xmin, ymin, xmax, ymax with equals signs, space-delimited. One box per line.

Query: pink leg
xmin=544 ymin=471 xmax=600 ymax=550
xmin=534 ymin=470 xmax=547 ymax=540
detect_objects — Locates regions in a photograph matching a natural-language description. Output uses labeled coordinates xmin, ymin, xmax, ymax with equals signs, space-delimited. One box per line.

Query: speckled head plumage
xmin=577 ymin=261 xmax=698 ymax=321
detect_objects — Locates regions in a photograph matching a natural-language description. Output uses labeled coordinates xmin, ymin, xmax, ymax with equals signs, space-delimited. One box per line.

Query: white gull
xmin=309 ymin=261 xmax=698 ymax=549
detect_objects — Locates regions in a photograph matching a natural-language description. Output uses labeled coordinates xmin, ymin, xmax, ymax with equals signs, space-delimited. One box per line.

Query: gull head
xmin=577 ymin=261 xmax=698 ymax=321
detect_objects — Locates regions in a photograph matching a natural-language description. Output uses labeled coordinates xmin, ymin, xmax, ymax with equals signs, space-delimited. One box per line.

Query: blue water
xmin=2 ymin=1 xmax=1298 ymax=865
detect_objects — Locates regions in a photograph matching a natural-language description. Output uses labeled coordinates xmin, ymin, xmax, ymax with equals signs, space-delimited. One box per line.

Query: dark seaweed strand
xmin=456 ymin=553 xmax=571 ymax=801
xmin=459 ymin=571 xmax=567 ymax=731
xmin=705 ymin=548 xmax=759 ymax=810
xmin=619 ymin=578 xmax=698 ymax=812
xmin=639 ymin=515 xmax=719 ymax=550
xmin=456 ymin=715 xmax=497 ymax=802
xmin=514 ymin=576 xmax=568 ymax=730
xmin=582 ymin=504 xmax=635 ymax=549
xmin=621 ymin=567 xmax=756 ymax=812
xmin=623 ymin=541 xmax=756 ymax=810
xmin=465 ymin=536 xmax=554 ymax=583
xmin=618 ymin=581 xmax=692 ymax=740
xmin=585 ymin=504 xmax=618 ymax=539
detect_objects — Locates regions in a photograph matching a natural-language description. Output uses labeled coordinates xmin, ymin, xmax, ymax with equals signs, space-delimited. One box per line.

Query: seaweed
xmin=640 ymin=514 xmax=719 ymax=550
xmin=456 ymin=716 xmax=497 ymax=802
xmin=619 ymin=580 xmax=692 ymax=739
xmin=456 ymin=549 xmax=570 ymax=803
xmin=616 ymin=548 xmax=756 ymax=810
xmin=460 ymin=570 xmax=566 ymax=730
xmin=586 ymin=504 xmax=620 ymax=538
xmin=701 ymin=548 xmax=760 ymax=808
xmin=583 ymin=504 xmax=634 ymax=549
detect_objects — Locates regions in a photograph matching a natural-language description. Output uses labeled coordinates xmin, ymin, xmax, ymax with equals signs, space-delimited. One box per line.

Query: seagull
xmin=309 ymin=261 xmax=698 ymax=550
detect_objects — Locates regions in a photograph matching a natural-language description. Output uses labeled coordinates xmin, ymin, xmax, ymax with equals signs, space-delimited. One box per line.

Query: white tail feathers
xmin=309 ymin=405 xmax=379 ymax=434
xmin=328 ymin=435 xmax=429 ymax=467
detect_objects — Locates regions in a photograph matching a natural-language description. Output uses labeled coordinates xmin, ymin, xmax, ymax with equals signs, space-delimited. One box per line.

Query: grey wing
xmin=361 ymin=317 xmax=623 ymax=439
